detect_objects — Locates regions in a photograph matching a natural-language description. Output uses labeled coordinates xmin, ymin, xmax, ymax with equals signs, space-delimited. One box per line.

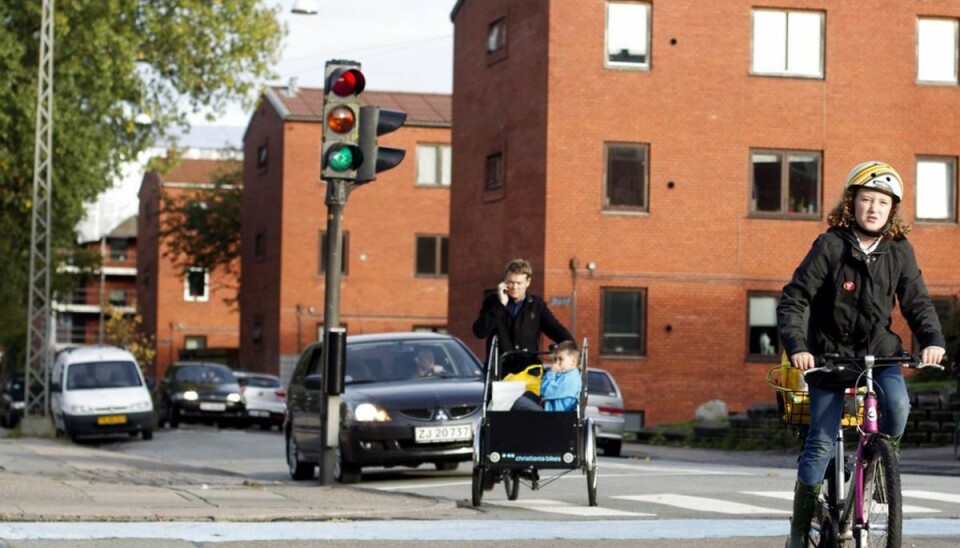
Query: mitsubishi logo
xmin=435 ymin=409 xmax=448 ymax=421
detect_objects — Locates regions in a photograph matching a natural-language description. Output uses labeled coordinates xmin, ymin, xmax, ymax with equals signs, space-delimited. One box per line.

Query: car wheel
xmin=168 ymin=406 xmax=179 ymax=428
xmin=604 ymin=440 xmax=622 ymax=457
xmin=0 ymin=412 xmax=7 ymax=428
xmin=286 ymin=431 xmax=314 ymax=481
xmin=142 ymin=428 xmax=153 ymax=441
xmin=434 ymin=462 xmax=459 ymax=471
xmin=334 ymin=445 xmax=361 ymax=484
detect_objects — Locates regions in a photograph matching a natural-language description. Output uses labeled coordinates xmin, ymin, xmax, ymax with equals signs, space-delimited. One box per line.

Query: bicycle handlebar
xmin=803 ymin=353 xmax=944 ymax=376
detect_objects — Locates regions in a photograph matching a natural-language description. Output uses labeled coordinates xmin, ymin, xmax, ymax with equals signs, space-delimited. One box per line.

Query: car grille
xmin=397 ymin=405 xmax=479 ymax=421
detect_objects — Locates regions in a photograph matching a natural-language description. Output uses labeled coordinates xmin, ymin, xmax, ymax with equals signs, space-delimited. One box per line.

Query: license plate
xmin=414 ymin=423 xmax=473 ymax=443
xmin=97 ymin=415 xmax=127 ymax=425
xmin=200 ymin=402 xmax=226 ymax=411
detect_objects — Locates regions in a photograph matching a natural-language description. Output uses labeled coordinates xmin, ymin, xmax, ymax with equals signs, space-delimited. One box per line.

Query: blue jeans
xmin=797 ymin=366 xmax=910 ymax=486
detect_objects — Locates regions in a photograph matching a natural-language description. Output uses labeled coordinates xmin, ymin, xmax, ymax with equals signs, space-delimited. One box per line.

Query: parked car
xmin=235 ymin=371 xmax=286 ymax=431
xmin=0 ymin=373 xmax=26 ymax=429
xmin=585 ymin=368 xmax=625 ymax=457
xmin=49 ymin=346 xmax=154 ymax=441
xmin=285 ymin=332 xmax=485 ymax=483
xmin=155 ymin=362 xmax=245 ymax=428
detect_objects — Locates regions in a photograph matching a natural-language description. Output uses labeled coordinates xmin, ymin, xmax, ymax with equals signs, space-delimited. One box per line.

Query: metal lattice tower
xmin=24 ymin=0 xmax=55 ymax=418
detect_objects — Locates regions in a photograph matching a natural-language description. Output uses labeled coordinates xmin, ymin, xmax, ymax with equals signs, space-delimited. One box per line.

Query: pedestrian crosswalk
xmin=483 ymin=490 xmax=960 ymax=518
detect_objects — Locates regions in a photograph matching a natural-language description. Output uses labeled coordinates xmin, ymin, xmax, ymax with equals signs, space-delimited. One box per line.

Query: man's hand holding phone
xmin=498 ymin=282 xmax=509 ymax=305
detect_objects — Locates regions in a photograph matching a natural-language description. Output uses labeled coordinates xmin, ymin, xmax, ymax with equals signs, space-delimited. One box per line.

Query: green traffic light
xmin=327 ymin=146 xmax=354 ymax=172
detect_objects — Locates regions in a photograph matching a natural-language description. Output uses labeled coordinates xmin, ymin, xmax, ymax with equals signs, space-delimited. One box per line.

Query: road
xmin=2 ymin=423 xmax=957 ymax=545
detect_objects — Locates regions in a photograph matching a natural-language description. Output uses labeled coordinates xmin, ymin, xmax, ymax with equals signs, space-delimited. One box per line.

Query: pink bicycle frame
xmin=853 ymin=361 xmax=880 ymax=526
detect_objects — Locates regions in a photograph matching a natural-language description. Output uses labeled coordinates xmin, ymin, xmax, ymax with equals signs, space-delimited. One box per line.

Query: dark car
xmin=155 ymin=362 xmax=246 ymax=428
xmin=285 ymin=332 xmax=484 ymax=483
xmin=0 ymin=373 xmax=26 ymax=429
xmin=235 ymin=371 xmax=286 ymax=431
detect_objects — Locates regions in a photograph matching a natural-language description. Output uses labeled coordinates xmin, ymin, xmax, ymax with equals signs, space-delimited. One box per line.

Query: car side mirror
xmin=304 ymin=373 xmax=324 ymax=391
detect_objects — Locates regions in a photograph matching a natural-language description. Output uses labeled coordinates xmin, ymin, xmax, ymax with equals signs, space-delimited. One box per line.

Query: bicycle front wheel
xmin=858 ymin=436 xmax=901 ymax=548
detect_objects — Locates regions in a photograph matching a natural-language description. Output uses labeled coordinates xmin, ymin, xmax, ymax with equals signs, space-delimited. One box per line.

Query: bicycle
xmin=800 ymin=353 xmax=943 ymax=548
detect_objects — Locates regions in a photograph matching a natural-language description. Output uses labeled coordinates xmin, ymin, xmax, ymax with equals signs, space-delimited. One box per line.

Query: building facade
xmin=448 ymin=0 xmax=960 ymax=425
xmin=137 ymin=155 xmax=242 ymax=380
xmin=239 ymin=86 xmax=452 ymax=382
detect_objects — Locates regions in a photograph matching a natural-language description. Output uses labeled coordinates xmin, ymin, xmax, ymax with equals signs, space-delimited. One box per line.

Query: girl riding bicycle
xmin=777 ymin=160 xmax=946 ymax=548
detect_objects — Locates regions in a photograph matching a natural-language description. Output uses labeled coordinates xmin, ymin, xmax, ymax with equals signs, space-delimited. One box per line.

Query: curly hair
xmin=826 ymin=188 xmax=911 ymax=240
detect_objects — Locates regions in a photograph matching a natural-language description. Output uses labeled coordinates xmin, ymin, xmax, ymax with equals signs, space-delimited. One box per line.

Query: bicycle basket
xmin=765 ymin=359 xmax=862 ymax=427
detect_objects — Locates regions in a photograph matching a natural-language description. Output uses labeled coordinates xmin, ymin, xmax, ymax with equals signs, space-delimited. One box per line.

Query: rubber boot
xmin=786 ymin=480 xmax=821 ymax=548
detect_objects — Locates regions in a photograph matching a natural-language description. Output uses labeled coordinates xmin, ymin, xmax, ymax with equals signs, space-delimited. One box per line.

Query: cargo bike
xmin=470 ymin=336 xmax=598 ymax=507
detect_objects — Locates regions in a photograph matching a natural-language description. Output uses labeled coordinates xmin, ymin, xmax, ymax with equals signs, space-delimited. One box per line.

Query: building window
xmin=108 ymin=289 xmax=126 ymax=307
xmin=184 ymin=267 xmax=209 ymax=302
xmin=600 ymin=288 xmax=646 ymax=357
xmin=184 ymin=336 xmax=207 ymax=350
xmin=487 ymin=17 xmax=506 ymax=53
xmin=606 ymin=1 xmax=651 ymax=68
xmin=485 ymin=152 xmax=504 ymax=191
xmin=604 ymin=143 xmax=648 ymax=211
xmin=186 ymin=201 xmax=208 ymax=231
xmin=750 ymin=150 xmax=821 ymax=216
xmin=751 ymin=9 xmax=824 ymax=78
xmin=413 ymin=325 xmax=448 ymax=334
xmin=253 ymin=314 xmax=263 ymax=345
xmin=255 ymin=232 xmax=265 ymax=258
xmin=416 ymin=144 xmax=452 ymax=186
xmin=918 ymin=18 xmax=958 ymax=84
xmin=748 ymin=292 xmax=779 ymax=359
xmin=916 ymin=157 xmax=957 ymax=222
xmin=415 ymin=235 xmax=448 ymax=276
xmin=319 ymin=231 xmax=349 ymax=275
xmin=108 ymin=239 xmax=127 ymax=261
xmin=257 ymin=143 xmax=268 ymax=168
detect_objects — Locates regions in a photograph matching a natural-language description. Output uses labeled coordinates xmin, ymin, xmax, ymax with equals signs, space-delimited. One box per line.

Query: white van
xmin=50 ymin=346 xmax=154 ymax=441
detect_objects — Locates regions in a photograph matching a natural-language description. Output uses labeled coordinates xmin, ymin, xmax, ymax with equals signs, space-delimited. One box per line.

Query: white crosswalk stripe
xmin=903 ymin=490 xmax=960 ymax=505
xmin=745 ymin=491 xmax=941 ymax=514
xmin=613 ymin=493 xmax=790 ymax=515
xmin=483 ymin=498 xmax=653 ymax=517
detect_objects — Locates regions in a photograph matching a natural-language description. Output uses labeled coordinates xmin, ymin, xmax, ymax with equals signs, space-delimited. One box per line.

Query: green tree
xmin=158 ymin=162 xmax=243 ymax=305
xmin=105 ymin=305 xmax=156 ymax=374
xmin=0 ymin=1 xmax=283 ymax=367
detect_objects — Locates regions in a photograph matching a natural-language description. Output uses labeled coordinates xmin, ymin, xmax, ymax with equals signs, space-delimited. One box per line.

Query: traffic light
xmin=356 ymin=105 xmax=408 ymax=184
xmin=321 ymin=61 xmax=365 ymax=181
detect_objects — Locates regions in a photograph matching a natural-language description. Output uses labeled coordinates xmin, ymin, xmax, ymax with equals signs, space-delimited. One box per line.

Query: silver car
xmin=585 ymin=368 xmax=625 ymax=457
xmin=235 ymin=371 xmax=286 ymax=431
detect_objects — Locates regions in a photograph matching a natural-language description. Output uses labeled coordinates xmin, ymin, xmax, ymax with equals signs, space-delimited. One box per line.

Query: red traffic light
xmin=327 ymin=68 xmax=365 ymax=97
xmin=326 ymin=105 xmax=356 ymax=134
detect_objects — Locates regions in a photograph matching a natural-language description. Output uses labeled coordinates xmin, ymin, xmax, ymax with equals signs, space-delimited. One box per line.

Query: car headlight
xmin=182 ymin=390 xmax=198 ymax=401
xmin=350 ymin=402 xmax=391 ymax=422
xmin=68 ymin=404 xmax=96 ymax=414
xmin=226 ymin=393 xmax=242 ymax=403
xmin=129 ymin=400 xmax=152 ymax=411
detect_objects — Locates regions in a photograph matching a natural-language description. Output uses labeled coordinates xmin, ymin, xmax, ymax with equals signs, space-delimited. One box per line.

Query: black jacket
xmin=472 ymin=292 xmax=573 ymax=375
xmin=778 ymin=227 xmax=945 ymax=388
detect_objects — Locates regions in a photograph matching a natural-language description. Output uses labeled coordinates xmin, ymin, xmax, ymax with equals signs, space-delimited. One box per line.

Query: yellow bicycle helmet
xmin=844 ymin=161 xmax=903 ymax=202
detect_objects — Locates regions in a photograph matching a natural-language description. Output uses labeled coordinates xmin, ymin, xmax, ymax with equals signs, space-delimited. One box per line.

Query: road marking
xmin=904 ymin=490 xmax=960 ymax=504
xmin=484 ymin=498 xmax=652 ymax=517
xmin=614 ymin=494 xmax=790 ymax=515
xmin=745 ymin=491 xmax=941 ymax=514
xmin=601 ymin=461 xmax=748 ymax=476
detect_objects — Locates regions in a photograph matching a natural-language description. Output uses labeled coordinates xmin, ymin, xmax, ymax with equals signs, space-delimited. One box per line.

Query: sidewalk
xmin=0 ymin=437 xmax=470 ymax=522
xmin=0 ymin=437 xmax=956 ymax=523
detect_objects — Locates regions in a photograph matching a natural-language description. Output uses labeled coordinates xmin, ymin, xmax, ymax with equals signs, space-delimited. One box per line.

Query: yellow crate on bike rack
xmin=765 ymin=359 xmax=862 ymax=427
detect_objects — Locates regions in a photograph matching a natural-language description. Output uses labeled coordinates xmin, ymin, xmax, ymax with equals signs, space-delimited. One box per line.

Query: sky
xmin=78 ymin=0 xmax=457 ymax=241
xmin=195 ymin=0 xmax=457 ymax=127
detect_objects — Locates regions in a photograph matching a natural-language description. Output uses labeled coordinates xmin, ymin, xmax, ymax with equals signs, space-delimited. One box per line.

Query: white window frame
xmin=416 ymin=144 xmax=452 ymax=187
xmin=751 ymin=9 xmax=824 ymax=78
xmin=184 ymin=267 xmax=209 ymax=302
xmin=747 ymin=293 xmax=779 ymax=358
xmin=605 ymin=1 xmax=651 ymax=69
xmin=916 ymin=156 xmax=957 ymax=222
xmin=917 ymin=17 xmax=959 ymax=84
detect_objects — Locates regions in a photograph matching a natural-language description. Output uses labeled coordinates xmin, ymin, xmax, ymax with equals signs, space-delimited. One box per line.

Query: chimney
xmin=287 ymin=77 xmax=299 ymax=97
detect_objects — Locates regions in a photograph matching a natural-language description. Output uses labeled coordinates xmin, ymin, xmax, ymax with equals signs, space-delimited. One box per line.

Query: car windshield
xmin=66 ymin=361 xmax=142 ymax=390
xmin=175 ymin=365 xmax=236 ymax=385
xmin=344 ymin=339 xmax=483 ymax=384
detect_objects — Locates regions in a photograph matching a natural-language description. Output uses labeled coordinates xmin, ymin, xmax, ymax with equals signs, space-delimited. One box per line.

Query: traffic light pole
xmin=318 ymin=178 xmax=349 ymax=485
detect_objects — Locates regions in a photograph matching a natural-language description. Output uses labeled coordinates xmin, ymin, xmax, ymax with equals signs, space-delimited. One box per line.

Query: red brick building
xmin=239 ymin=86 xmax=452 ymax=381
xmin=448 ymin=0 xmax=960 ymax=425
xmin=54 ymin=216 xmax=138 ymax=348
xmin=137 ymin=156 xmax=242 ymax=380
